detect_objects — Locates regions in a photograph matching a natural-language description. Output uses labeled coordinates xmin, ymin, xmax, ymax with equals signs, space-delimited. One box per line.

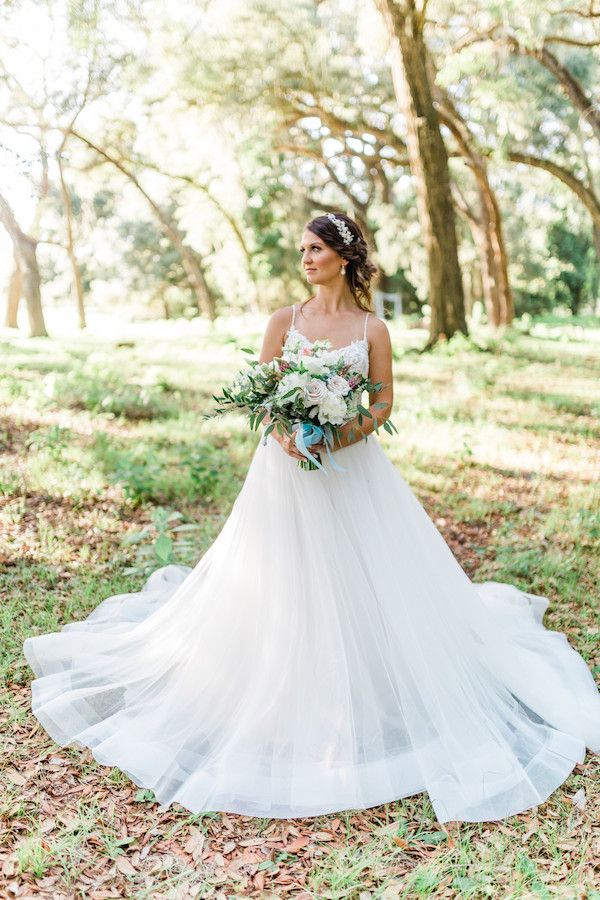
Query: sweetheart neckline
xmin=285 ymin=325 xmax=368 ymax=354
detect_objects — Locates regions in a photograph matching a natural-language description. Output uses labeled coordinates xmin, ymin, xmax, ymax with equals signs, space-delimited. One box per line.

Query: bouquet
xmin=204 ymin=334 xmax=397 ymax=472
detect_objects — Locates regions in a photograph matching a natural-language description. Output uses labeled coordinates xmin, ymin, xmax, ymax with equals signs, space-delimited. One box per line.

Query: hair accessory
xmin=326 ymin=212 xmax=354 ymax=245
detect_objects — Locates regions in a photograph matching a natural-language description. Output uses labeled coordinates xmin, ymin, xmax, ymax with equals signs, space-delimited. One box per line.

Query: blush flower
xmin=304 ymin=379 xmax=328 ymax=405
xmin=327 ymin=374 xmax=352 ymax=397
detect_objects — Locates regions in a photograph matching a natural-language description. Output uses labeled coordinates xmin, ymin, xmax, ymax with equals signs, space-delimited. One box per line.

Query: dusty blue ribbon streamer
xmin=293 ymin=422 xmax=345 ymax=473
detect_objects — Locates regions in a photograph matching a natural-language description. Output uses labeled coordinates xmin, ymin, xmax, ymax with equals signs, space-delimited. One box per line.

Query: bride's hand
xmin=277 ymin=431 xmax=306 ymax=461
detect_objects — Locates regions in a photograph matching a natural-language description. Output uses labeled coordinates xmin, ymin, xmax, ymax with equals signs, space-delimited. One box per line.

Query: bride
xmin=23 ymin=212 xmax=600 ymax=825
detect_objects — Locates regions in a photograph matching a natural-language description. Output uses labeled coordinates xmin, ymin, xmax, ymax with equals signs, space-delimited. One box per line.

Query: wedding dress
xmin=23 ymin=308 xmax=600 ymax=824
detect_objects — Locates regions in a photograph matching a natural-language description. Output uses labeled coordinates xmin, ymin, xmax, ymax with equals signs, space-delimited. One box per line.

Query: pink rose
xmin=305 ymin=379 xmax=328 ymax=404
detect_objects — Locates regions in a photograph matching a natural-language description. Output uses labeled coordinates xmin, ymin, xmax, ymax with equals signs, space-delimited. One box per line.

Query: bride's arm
xmin=318 ymin=317 xmax=394 ymax=452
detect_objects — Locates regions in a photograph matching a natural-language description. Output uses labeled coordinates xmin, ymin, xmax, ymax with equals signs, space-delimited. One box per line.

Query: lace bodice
xmin=283 ymin=306 xmax=370 ymax=377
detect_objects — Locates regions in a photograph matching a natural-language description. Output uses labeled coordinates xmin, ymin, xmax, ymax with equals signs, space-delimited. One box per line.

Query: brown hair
xmin=303 ymin=212 xmax=378 ymax=311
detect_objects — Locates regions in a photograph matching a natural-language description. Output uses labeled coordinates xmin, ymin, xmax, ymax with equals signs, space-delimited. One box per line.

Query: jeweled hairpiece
xmin=326 ymin=212 xmax=354 ymax=245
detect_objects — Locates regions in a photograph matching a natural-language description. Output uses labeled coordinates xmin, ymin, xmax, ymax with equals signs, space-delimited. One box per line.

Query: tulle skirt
xmin=23 ymin=433 xmax=600 ymax=823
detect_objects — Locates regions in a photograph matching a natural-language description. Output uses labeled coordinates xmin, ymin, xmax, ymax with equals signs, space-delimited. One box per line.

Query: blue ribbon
xmin=293 ymin=422 xmax=346 ymax=473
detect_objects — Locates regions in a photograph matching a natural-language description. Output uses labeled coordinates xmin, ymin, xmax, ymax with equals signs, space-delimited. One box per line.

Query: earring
xmin=340 ymin=265 xmax=346 ymax=275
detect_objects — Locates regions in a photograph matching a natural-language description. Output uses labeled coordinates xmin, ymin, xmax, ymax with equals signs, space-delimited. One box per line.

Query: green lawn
xmin=1 ymin=315 xmax=599 ymax=898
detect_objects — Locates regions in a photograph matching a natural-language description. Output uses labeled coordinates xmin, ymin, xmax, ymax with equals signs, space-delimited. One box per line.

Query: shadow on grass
xmin=499 ymin=389 xmax=597 ymax=418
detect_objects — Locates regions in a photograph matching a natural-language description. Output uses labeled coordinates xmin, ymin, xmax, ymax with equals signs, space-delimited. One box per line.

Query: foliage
xmin=43 ymin=362 xmax=178 ymax=420
xmin=121 ymin=507 xmax=201 ymax=576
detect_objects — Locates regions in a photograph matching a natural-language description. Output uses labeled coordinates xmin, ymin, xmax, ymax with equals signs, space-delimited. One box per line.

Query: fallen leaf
xmin=285 ymin=836 xmax=310 ymax=853
xmin=184 ymin=826 xmax=205 ymax=861
xmin=115 ymin=856 xmax=137 ymax=876
xmin=4 ymin=769 xmax=27 ymax=786
xmin=1 ymin=857 xmax=19 ymax=877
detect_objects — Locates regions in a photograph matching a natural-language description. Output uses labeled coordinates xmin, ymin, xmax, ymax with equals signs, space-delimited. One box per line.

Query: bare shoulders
xmin=269 ymin=305 xmax=293 ymax=329
xmin=367 ymin=314 xmax=390 ymax=340
xmin=366 ymin=315 xmax=391 ymax=357
xmin=266 ymin=305 xmax=295 ymax=346
xmin=269 ymin=305 xmax=295 ymax=326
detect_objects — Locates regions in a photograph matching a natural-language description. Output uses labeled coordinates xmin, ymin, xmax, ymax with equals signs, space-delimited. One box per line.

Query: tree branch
xmin=508 ymin=150 xmax=600 ymax=227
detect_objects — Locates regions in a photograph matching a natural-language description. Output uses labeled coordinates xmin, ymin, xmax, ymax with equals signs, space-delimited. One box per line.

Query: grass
xmin=1 ymin=312 xmax=599 ymax=898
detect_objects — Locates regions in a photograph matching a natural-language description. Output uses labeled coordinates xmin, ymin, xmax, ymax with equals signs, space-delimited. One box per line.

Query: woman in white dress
xmin=23 ymin=212 xmax=600 ymax=825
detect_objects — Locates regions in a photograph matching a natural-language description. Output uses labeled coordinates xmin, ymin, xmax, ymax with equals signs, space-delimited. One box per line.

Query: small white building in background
xmin=374 ymin=290 xmax=403 ymax=319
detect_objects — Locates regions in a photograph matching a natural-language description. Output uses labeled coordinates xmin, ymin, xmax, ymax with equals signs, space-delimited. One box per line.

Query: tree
xmin=447 ymin=2 xmax=600 ymax=271
xmin=0 ymin=193 xmax=47 ymax=337
xmin=374 ymin=0 xmax=467 ymax=345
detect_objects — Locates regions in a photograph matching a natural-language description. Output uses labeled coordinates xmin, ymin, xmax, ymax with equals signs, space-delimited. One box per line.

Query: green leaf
xmin=155 ymin=534 xmax=173 ymax=564
xmin=357 ymin=404 xmax=372 ymax=418
xmin=240 ymin=347 xmax=255 ymax=354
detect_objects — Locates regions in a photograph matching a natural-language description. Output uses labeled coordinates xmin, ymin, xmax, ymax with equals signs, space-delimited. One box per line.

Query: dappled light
xmin=1 ymin=0 xmax=599 ymax=896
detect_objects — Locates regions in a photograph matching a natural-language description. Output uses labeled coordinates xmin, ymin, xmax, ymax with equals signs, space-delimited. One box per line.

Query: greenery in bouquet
xmin=204 ymin=335 xmax=397 ymax=471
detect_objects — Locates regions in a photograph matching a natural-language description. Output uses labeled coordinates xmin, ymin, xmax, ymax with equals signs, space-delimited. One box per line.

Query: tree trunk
xmin=20 ymin=238 xmax=47 ymax=337
xmin=593 ymin=225 xmax=600 ymax=314
xmin=5 ymin=251 xmax=21 ymax=328
xmin=472 ymin=184 xmax=513 ymax=326
xmin=169 ymin=233 xmax=215 ymax=318
xmin=0 ymin=193 xmax=48 ymax=337
xmin=374 ymin=0 xmax=467 ymax=346
xmin=434 ymin=86 xmax=513 ymax=326
xmin=58 ymin=155 xmax=87 ymax=329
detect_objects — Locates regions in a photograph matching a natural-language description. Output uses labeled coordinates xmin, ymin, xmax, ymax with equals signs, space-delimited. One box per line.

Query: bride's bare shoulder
xmin=266 ymin=305 xmax=295 ymax=336
xmin=259 ymin=306 xmax=296 ymax=360
xmin=270 ymin=304 xmax=295 ymax=321
xmin=368 ymin=314 xmax=391 ymax=342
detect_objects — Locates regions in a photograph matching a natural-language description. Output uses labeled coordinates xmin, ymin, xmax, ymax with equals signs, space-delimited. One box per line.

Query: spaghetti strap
xmin=363 ymin=311 xmax=370 ymax=342
xmin=291 ymin=304 xmax=297 ymax=329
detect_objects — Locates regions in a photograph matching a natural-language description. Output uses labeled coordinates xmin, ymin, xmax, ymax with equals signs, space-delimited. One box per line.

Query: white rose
xmin=317 ymin=392 xmax=348 ymax=426
xmin=327 ymin=374 xmax=352 ymax=397
xmin=276 ymin=372 xmax=307 ymax=399
xmin=302 ymin=355 xmax=328 ymax=376
xmin=342 ymin=344 xmax=368 ymax=373
xmin=304 ymin=379 xmax=328 ymax=406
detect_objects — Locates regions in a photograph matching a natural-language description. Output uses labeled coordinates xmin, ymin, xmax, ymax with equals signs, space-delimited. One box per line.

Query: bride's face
xmin=300 ymin=230 xmax=344 ymax=285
